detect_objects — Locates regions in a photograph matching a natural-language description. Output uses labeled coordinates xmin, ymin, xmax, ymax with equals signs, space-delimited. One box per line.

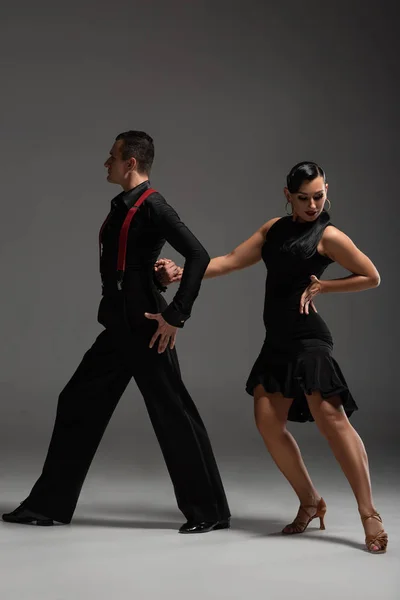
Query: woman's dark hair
xmin=282 ymin=161 xmax=331 ymax=259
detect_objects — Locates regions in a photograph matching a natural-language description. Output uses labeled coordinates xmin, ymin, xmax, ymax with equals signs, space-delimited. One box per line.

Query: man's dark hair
xmin=116 ymin=130 xmax=155 ymax=174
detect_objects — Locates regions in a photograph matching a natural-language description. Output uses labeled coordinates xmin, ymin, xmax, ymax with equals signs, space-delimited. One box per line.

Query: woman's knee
xmin=255 ymin=409 xmax=286 ymax=438
xmin=308 ymin=393 xmax=349 ymax=438
xmin=254 ymin=388 xmax=290 ymax=438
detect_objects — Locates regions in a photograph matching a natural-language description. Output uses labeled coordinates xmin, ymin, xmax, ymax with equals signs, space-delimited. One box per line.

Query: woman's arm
xmin=300 ymin=226 xmax=380 ymax=314
xmin=204 ymin=217 xmax=280 ymax=279
xmin=154 ymin=217 xmax=280 ymax=286
xmin=319 ymin=226 xmax=381 ymax=293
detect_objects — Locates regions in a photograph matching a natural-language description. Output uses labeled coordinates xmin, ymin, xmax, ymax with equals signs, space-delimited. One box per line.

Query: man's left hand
xmin=144 ymin=312 xmax=178 ymax=353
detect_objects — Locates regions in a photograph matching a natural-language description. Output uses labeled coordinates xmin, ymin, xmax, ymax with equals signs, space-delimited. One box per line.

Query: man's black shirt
xmin=100 ymin=181 xmax=210 ymax=328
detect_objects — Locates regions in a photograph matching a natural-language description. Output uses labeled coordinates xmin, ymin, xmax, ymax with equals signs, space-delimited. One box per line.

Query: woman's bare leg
xmin=254 ymin=385 xmax=322 ymax=530
xmin=307 ymin=392 xmax=387 ymax=551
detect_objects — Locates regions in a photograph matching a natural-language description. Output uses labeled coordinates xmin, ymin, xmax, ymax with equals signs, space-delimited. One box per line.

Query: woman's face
xmin=285 ymin=176 xmax=328 ymax=222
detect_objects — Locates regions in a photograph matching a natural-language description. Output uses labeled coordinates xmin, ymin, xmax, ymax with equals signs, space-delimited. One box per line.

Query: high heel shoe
xmin=360 ymin=512 xmax=388 ymax=554
xmin=282 ymin=497 xmax=327 ymax=535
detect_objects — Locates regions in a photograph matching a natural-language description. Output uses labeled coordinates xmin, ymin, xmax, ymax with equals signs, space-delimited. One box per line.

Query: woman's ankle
xmin=297 ymin=490 xmax=321 ymax=506
xmin=358 ymin=504 xmax=379 ymax=519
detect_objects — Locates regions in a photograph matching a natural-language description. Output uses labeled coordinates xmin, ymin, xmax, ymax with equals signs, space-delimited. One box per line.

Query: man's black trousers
xmin=24 ymin=292 xmax=230 ymax=524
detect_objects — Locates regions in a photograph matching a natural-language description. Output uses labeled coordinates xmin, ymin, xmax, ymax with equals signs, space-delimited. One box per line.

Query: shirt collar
xmin=111 ymin=180 xmax=151 ymax=210
xmin=123 ymin=180 xmax=151 ymax=209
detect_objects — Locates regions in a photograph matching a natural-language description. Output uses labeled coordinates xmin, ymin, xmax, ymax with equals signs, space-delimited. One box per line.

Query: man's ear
xmin=127 ymin=156 xmax=137 ymax=172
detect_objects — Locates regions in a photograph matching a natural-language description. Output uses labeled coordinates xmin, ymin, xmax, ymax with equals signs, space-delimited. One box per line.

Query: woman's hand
xmin=144 ymin=312 xmax=178 ymax=353
xmin=300 ymin=275 xmax=323 ymax=314
xmin=154 ymin=258 xmax=183 ymax=286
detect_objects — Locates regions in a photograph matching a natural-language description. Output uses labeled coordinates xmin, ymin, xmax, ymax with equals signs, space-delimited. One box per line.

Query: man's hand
xmin=144 ymin=312 xmax=178 ymax=353
xmin=299 ymin=275 xmax=323 ymax=314
xmin=154 ymin=258 xmax=183 ymax=287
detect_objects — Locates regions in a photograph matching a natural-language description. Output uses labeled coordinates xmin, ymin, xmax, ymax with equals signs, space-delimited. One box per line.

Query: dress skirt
xmin=245 ymin=338 xmax=358 ymax=423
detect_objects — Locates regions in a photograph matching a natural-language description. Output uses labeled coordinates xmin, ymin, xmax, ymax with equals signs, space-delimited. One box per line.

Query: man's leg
xmin=131 ymin=341 xmax=230 ymax=528
xmin=4 ymin=329 xmax=132 ymax=524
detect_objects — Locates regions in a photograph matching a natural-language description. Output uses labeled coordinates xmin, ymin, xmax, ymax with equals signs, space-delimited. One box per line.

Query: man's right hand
xmin=154 ymin=258 xmax=183 ymax=287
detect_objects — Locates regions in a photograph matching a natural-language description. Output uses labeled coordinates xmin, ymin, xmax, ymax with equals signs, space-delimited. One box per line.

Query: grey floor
xmin=0 ymin=459 xmax=398 ymax=600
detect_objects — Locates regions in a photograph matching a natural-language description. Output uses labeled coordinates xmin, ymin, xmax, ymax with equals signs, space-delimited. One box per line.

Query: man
xmin=3 ymin=131 xmax=230 ymax=533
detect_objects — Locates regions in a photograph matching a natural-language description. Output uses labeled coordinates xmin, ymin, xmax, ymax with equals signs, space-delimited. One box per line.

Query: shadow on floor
xmin=76 ymin=505 xmax=367 ymax=550
xmin=84 ymin=505 xmax=368 ymax=550
xmin=0 ymin=501 xmax=367 ymax=550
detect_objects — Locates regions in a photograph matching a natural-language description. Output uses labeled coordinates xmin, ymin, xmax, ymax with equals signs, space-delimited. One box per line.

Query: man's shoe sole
xmin=179 ymin=520 xmax=230 ymax=534
xmin=2 ymin=515 xmax=54 ymax=526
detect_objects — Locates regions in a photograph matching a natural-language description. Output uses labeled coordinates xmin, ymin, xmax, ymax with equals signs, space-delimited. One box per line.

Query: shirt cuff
xmin=162 ymin=304 xmax=190 ymax=328
xmin=152 ymin=272 xmax=167 ymax=293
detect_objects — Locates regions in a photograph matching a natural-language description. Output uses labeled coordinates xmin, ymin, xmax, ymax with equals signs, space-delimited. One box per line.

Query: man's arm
xmin=148 ymin=194 xmax=210 ymax=328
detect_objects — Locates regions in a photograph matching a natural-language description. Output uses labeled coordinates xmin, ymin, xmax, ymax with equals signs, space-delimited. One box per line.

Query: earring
xmin=285 ymin=201 xmax=293 ymax=216
xmin=325 ymin=198 xmax=331 ymax=211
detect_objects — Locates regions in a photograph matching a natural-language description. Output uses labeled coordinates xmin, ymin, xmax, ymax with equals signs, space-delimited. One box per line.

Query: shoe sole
xmin=2 ymin=516 xmax=54 ymax=526
xmin=179 ymin=521 xmax=230 ymax=534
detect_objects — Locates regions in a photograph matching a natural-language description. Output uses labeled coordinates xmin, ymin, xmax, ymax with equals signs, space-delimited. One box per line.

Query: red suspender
xmin=99 ymin=188 xmax=157 ymax=288
xmin=116 ymin=188 xmax=156 ymax=272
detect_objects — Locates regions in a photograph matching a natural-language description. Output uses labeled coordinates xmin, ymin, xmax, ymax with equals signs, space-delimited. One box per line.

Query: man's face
xmin=104 ymin=140 xmax=130 ymax=185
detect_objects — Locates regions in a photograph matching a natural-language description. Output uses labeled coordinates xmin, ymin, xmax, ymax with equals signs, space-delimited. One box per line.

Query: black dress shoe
xmin=179 ymin=519 xmax=230 ymax=534
xmin=2 ymin=505 xmax=54 ymax=526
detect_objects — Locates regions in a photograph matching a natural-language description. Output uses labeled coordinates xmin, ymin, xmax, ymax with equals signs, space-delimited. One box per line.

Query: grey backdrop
xmin=1 ymin=2 xmax=399 ymax=598
xmin=0 ymin=0 xmax=398 ymax=489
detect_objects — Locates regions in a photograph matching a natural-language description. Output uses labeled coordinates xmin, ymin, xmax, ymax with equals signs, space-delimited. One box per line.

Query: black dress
xmin=246 ymin=216 xmax=358 ymax=423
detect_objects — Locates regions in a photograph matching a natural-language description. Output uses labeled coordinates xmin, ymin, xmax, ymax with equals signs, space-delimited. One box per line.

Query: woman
xmin=155 ymin=161 xmax=388 ymax=553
